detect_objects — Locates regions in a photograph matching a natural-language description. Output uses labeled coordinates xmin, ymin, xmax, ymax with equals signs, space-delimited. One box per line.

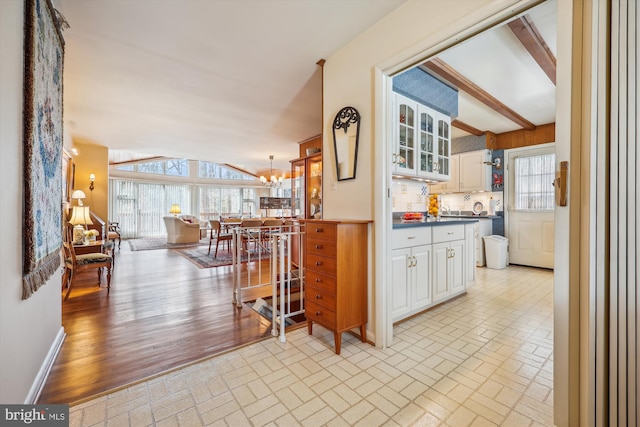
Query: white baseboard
xmin=25 ymin=326 xmax=66 ymax=404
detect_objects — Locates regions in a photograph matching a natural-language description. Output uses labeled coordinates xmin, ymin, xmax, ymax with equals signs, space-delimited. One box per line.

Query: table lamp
xmin=169 ymin=204 xmax=181 ymax=216
xmin=69 ymin=206 xmax=93 ymax=244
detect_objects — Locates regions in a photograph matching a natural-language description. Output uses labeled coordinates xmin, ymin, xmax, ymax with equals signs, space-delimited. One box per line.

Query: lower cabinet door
xmin=432 ymin=242 xmax=450 ymax=302
xmin=413 ymin=245 xmax=432 ymax=311
xmin=449 ymin=240 xmax=465 ymax=294
xmin=391 ymin=248 xmax=411 ymax=321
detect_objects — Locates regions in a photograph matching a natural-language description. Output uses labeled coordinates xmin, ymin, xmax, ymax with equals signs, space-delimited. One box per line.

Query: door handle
xmin=553 ymin=161 xmax=568 ymax=206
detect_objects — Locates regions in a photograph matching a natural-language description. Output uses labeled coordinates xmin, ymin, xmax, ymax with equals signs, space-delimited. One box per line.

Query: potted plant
xmin=83 ymin=229 xmax=99 ymax=243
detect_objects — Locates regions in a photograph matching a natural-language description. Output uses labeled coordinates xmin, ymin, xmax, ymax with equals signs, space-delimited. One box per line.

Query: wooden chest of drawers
xmin=304 ymin=219 xmax=370 ymax=354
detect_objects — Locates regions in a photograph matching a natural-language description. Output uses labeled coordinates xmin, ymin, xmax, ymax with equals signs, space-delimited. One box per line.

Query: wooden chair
xmin=208 ymin=220 xmax=233 ymax=257
xmin=62 ymin=241 xmax=113 ymax=300
xmin=107 ymin=222 xmax=122 ymax=250
xmin=240 ymin=219 xmax=263 ymax=252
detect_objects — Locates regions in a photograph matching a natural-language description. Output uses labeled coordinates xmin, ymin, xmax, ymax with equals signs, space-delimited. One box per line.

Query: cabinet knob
xmin=315 ymin=311 xmax=322 ymax=316
xmin=315 ymin=261 xmax=322 ymax=266
xmin=315 ymin=244 xmax=323 ymax=249
xmin=315 ymin=228 xmax=323 ymax=233
xmin=315 ymin=277 xmax=322 ymax=282
xmin=315 ymin=294 xmax=322 ymax=299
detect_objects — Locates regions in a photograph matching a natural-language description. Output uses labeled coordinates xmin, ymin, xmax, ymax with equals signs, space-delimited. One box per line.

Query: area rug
xmin=171 ymin=246 xmax=248 ymax=268
xmin=127 ymin=238 xmax=209 ymax=251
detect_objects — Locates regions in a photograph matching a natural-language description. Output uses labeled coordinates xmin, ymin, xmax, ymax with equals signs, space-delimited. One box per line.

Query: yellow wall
xmin=71 ymin=139 xmax=109 ymax=222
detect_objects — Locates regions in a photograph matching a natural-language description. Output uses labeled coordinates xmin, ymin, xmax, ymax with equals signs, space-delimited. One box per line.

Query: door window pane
xmin=514 ymin=154 xmax=556 ymax=210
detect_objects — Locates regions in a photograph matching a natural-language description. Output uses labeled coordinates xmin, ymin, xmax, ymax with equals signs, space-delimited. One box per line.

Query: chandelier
xmin=260 ymin=155 xmax=284 ymax=187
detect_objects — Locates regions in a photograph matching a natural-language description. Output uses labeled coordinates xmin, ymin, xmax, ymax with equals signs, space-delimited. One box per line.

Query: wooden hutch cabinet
xmin=304 ymin=219 xmax=371 ymax=354
xmin=291 ymin=153 xmax=322 ymax=219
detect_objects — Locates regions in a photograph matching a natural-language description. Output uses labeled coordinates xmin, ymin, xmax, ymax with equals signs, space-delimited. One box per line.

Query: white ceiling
xmin=56 ymin=0 xmax=406 ymax=173
xmin=439 ymin=0 xmax=556 ymax=139
xmin=57 ymin=0 xmax=556 ymax=174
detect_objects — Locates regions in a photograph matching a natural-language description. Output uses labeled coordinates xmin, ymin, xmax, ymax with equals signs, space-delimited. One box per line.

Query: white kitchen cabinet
xmin=392 ymin=93 xmax=451 ymax=180
xmin=430 ymin=155 xmax=459 ymax=193
xmin=430 ymin=149 xmax=492 ymax=194
xmin=391 ymin=245 xmax=432 ymax=321
xmin=391 ymin=227 xmax=432 ymax=322
xmin=392 ymin=94 xmax=417 ymax=176
xmin=459 ymin=149 xmax=492 ymax=192
xmin=432 ymin=225 xmax=465 ymax=303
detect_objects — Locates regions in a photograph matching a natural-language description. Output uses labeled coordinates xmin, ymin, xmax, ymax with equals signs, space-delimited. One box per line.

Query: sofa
xmin=163 ymin=216 xmax=201 ymax=243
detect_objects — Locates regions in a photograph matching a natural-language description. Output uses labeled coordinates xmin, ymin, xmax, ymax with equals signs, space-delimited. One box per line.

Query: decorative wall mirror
xmin=332 ymin=106 xmax=360 ymax=181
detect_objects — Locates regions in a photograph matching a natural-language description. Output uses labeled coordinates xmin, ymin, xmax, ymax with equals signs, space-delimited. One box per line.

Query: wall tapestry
xmin=22 ymin=0 xmax=66 ymax=299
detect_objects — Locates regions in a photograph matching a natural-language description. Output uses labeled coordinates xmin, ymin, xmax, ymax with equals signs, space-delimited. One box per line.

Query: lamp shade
xmin=68 ymin=206 xmax=93 ymax=226
xmin=169 ymin=204 xmax=181 ymax=215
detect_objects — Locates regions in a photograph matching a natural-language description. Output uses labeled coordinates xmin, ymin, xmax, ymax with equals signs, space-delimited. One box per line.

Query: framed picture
xmin=22 ymin=0 xmax=66 ymax=299
xmin=62 ymin=149 xmax=73 ymax=203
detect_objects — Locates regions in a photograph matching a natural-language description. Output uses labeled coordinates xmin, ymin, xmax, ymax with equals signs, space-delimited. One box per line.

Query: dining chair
xmin=62 ymin=241 xmax=113 ymax=300
xmin=208 ymin=220 xmax=233 ymax=257
xmin=107 ymin=221 xmax=122 ymax=250
xmin=240 ymin=219 xmax=263 ymax=252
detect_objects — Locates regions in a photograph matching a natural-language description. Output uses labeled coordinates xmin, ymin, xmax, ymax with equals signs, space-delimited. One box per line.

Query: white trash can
xmin=482 ymin=235 xmax=508 ymax=269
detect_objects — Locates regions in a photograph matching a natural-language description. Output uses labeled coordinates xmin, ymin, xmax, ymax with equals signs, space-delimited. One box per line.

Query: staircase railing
xmin=231 ymin=222 xmax=305 ymax=342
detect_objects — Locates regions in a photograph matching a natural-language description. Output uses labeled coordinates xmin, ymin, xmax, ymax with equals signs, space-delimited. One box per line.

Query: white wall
xmin=0 ymin=1 xmax=64 ymax=403
xmin=322 ymin=0 xmax=533 ymax=345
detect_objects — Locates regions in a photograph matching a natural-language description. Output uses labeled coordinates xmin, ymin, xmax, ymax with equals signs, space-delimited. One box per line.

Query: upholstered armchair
xmin=163 ymin=216 xmax=201 ymax=243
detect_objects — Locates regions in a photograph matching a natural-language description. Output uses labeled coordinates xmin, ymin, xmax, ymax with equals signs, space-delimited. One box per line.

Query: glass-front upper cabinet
xmin=290 ymin=153 xmax=322 ymax=219
xmin=417 ymin=105 xmax=436 ymax=177
xmin=393 ymin=93 xmax=451 ymax=180
xmin=291 ymin=159 xmax=305 ymax=218
xmin=392 ymin=94 xmax=416 ymax=175
xmin=306 ymin=154 xmax=322 ymax=219
xmin=435 ymin=115 xmax=451 ymax=180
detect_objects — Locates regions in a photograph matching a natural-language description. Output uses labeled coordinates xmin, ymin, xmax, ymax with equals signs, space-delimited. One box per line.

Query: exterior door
xmin=505 ymin=144 xmax=555 ymax=269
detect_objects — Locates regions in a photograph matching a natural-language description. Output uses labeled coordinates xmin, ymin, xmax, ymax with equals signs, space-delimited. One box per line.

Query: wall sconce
xmin=89 ymin=174 xmax=96 ymax=191
xmin=71 ymin=189 xmax=86 ymax=206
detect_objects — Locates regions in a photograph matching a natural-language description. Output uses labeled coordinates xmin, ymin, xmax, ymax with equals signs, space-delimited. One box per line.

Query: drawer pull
xmin=407 ymin=236 xmax=416 ymax=240
xmin=447 ymin=232 xmax=454 ymax=235
xmin=315 ymin=294 xmax=322 ymax=299
xmin=315 ymin=228 xmax=323 ymax=233
xmin=315 ymin=244 xmax=323 ymax=249
xmin=315 ymin=311 xmax=322 ymax=316
xmin=315 ymin=277 xmax=322 ymax=282
xmin=315 ymin=261 xmax=322 ymax=266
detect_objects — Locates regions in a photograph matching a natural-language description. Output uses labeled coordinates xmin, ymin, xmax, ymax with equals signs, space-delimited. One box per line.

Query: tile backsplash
xmin=391 ymin=180 xmax=429 ymax=212
xmin=438 ymin=192 xmax=503 ymax=214
xmin=391 ymin=178 xmax=503 ymax=214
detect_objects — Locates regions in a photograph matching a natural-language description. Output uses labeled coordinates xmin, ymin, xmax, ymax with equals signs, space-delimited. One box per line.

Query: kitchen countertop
xmin=439 ymin=214 xmax=501 ymax=220
xmin=393 ymin=217 xmax=479 ymax=229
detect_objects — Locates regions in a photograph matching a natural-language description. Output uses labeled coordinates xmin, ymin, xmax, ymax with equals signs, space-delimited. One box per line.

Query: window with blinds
xmin=514 ymin=153 xmax=556 ymax=211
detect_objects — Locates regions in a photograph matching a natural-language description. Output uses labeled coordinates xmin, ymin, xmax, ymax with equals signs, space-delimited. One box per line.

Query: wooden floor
xmin=38 ymin=243 xmax=281 ymax=405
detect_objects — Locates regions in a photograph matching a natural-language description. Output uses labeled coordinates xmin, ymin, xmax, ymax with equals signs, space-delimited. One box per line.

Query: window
xmin=198 ymin=161 xmax=256 ymax=180
xmin=109 ymin=181 xmax=190 ymax=238
xmin=514 ymin=153 xmax=556 ymax=211
xmin=115 ymin=159 xmax=189 ymax=176
xmin=198 ymin=187 xmax=257 ymax=219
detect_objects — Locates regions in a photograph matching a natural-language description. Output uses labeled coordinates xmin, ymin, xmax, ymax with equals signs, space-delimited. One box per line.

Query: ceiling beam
xmin=486 ymin=122 xmax=556 ymax=150
xmin=422 ymin=58 xmax=536 ymax=130
xmin=452 ymin=119 xmax=484 ymax=136
xmin=507 ymin=16 xmax=556 ymax=85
